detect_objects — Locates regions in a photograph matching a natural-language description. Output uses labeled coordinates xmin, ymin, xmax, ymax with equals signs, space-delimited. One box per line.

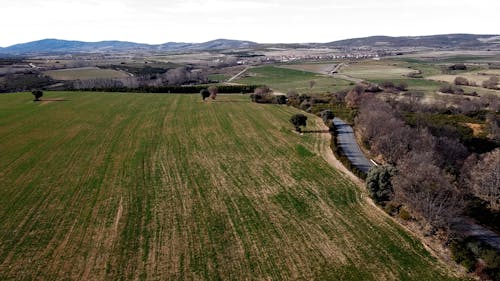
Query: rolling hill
xmin=1 ymin=34 xmax=499 ymax=55
xmin=323 ymin=34 xmax=500 ymax=49
xmin=0 ymin=38 xmax=258 ymax=55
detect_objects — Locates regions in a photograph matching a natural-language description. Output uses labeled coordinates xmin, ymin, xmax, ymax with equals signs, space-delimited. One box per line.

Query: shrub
xmin=380 ymin=81 xmax=395 ymax=89
xmin=290 ymin=114 xmax=307 ymax=132
xmin=399 ymin=208 xmax=411 ymax=220
xmin=32 ymin=90 xmax=43 ymax=101
xmin=200 ymin=89 xmax=210 ymax=100
xmin=319 ymin=109 xmax=334 ymax=122
xmin=366 ymin=165 xmax=395 ymax=204
xmin=250 ymin=86 xmax=274 ymax=103
xmin=449 ymin=239 xmax=476 ymax=272
xmin=440 ymin=84 xmax=464 ymax=95
xmin=395 ymin=82 xmax=408 ymax=91
xmin=448 ymin=63 xmax=467 ymax=71
xmin=384 ymin=202 xmax=400 ymax=215
xmin=454 ymin=76 xmax=469 ymax=86
xmin=274 ymin=95 xmax=287 ymax=105
xmin=482 ymin=249 xmax=500 ymax=280
xmin=207 ymin=85 xmax=218 ymax=100
xmin=482 ymin=76 xmax=499 ymax=89
xmin=365 ymin=84 xmax=382 ymax=93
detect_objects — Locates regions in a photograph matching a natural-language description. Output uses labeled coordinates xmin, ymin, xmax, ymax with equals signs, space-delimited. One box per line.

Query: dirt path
xmin=227 ymin=66 xmax=250 ymax=82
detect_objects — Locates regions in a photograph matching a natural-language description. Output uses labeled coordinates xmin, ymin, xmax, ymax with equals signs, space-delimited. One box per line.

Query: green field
xmin=0 ymin=92 xmax=463 ymax=280
xmin=235 ymin=66 xmax=352 ymax=94
xmin=44 ymin=67 xmax=130 ymax=80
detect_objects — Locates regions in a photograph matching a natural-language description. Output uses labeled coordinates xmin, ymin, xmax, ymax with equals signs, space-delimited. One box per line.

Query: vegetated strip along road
xmin=333 ymin=117 xmax=373 ymax=173
xmin=332 ymin=119 xmax=500 ymax=252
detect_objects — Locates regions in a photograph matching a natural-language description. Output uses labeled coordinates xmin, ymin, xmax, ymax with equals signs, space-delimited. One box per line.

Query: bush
xmin=319 ymin=109 xmax=334 ymax=122
xmin=250 ymin=86 xmax=274 ymax=103
xmin=449 ymin=239 xmax=476 ymax=272
xmin=448 ymin=64 xmax=467 ymax=71
xmin=440 ymin=84 xmax=464 ymax=95
xmin=290 ymin=114 xmax=307 ymax=132
xmin=454 ymin=76 xmax=469 ymax=86
xmin=380 ymin=81 xmax=395 ymax=89
xmin=449 ymin=238 xmax=500 ymax=279
xmin=200 ymin=89 xmax=210 ymax=100
xmin=32 ymin=90 xmax=43 ymax=101
xmin=384 ymin=202 xmax=400 ymax=215
xmin=482 ymin=76 xmax=499 ymax=89
xmin=366 ymin=165 xmax=395 ymax=203
xmin=365 ymin=84 xmax=382 ymax=93
xmin=399 ymin=208 xmax=411 ymax=220
xmin=274 ymin=95 xmax=287 ymax=105
xmin=395 ymin=82 xmax=408 ymax=91
xmin=482 ymin=249 xmax=500 ymax=280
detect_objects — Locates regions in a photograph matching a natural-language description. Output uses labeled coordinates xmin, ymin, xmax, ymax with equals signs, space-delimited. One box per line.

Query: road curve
xmin=333 ymin=118 xmax=373 ymax=173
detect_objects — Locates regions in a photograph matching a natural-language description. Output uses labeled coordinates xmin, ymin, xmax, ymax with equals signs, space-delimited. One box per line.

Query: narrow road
xmin=227 ymin=66 xmax=250 ymax=82
xmin=451 ymin=218 xmax=500 ymax=252
xmin=328 ymin=63 xmax=365 ymax=83
xmin=333 ymin=118 xmax=373 ymax=173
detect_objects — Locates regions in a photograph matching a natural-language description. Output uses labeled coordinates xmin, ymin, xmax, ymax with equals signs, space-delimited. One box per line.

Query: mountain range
xmin=1 ymin=34 xmax=499 ymax=55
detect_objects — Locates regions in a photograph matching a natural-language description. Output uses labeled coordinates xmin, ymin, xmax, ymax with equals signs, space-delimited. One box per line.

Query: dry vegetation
xmin=427 ymin=69 xmax=500 ymax=88
xmin=0 ymin=92 xmax=463 ymax=280
xmin=338 ymin=62 xmax=416 ymax=80
xmin=44 ymin=67 xmax=131 ymax=80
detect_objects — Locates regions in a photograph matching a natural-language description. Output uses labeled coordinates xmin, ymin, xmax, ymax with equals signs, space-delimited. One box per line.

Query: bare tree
xmin=454 ymin=76 xmax=469 ymax=86
xmin=208 ymin=85 xmax=218 ymax=100
xmin=309 ymin=80 xmax=316 ymax=90
xmin=345 ymin=84 xmax=365 ymax=108
xmin=468 ymin=149 xmax=500 ymax=211
xmin=393 ymin=153 xmax=462 ymax=229
xmin=482 ymin=76 xmax=499 ymax=89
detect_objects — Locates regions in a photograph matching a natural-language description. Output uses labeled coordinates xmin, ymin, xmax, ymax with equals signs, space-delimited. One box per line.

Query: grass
xmin=208 ymin=74 xmax=231 ymax=82
xmin=234 ymin=66 xmax=352 ymax=94
xmin=0 ymin=92 xmax=464 ymax=280
xmin=338 ymin=62 xmax=416 ymax=80
xmin=44 ymin=67 xmax=130 ymax=80
xmin=427 ymin=69 xmax=500 ymax=87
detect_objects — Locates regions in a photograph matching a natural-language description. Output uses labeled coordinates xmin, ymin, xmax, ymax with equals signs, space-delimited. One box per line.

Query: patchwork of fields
xmin=427 ymin=69 xmax=500 ymax=86
xmin=0 ymin=92 xmax=462 ymax=280
xmin=337 ymin=62 xmax=416 ymax=80
xmin=234 ymin=66 xmax=352 ymax=94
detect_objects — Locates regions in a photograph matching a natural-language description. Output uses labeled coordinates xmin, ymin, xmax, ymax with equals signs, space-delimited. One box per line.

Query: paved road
xmin=333 ymin=118 xmax=373 ymax=173
xmin=451 ymin=218 xmax=500 ymax=251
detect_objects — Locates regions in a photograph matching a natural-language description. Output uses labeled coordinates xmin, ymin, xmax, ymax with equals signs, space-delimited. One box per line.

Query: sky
xmin=1 ymin=0 xmax=499 ymax=47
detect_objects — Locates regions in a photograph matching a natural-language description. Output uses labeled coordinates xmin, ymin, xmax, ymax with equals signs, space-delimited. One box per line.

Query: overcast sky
xmin=1 ymin=0 xmax=499 ymax=47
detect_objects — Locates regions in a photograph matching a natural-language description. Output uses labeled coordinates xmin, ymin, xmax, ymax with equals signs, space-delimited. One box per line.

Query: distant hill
xmin=323 ymin=34 xmax=500 ymax=49
xmin=0 ymin=38 xmax=258 ymax=55
xmin=1 ymin=34 xmax=499 ymax=55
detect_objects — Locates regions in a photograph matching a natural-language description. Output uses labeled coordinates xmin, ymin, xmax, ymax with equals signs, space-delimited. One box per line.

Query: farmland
xmin=234 ymin=66 xmax=352 ymax=94
xmin=337 ymin=62 xmax=416 ymax=80
xmin=44 ymin=67 xmax=131 ymax=80
xmin=0 ymin=92 xmax=463 ymax=280
xmin=427 ymin=69 xmax=500 ymax=87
